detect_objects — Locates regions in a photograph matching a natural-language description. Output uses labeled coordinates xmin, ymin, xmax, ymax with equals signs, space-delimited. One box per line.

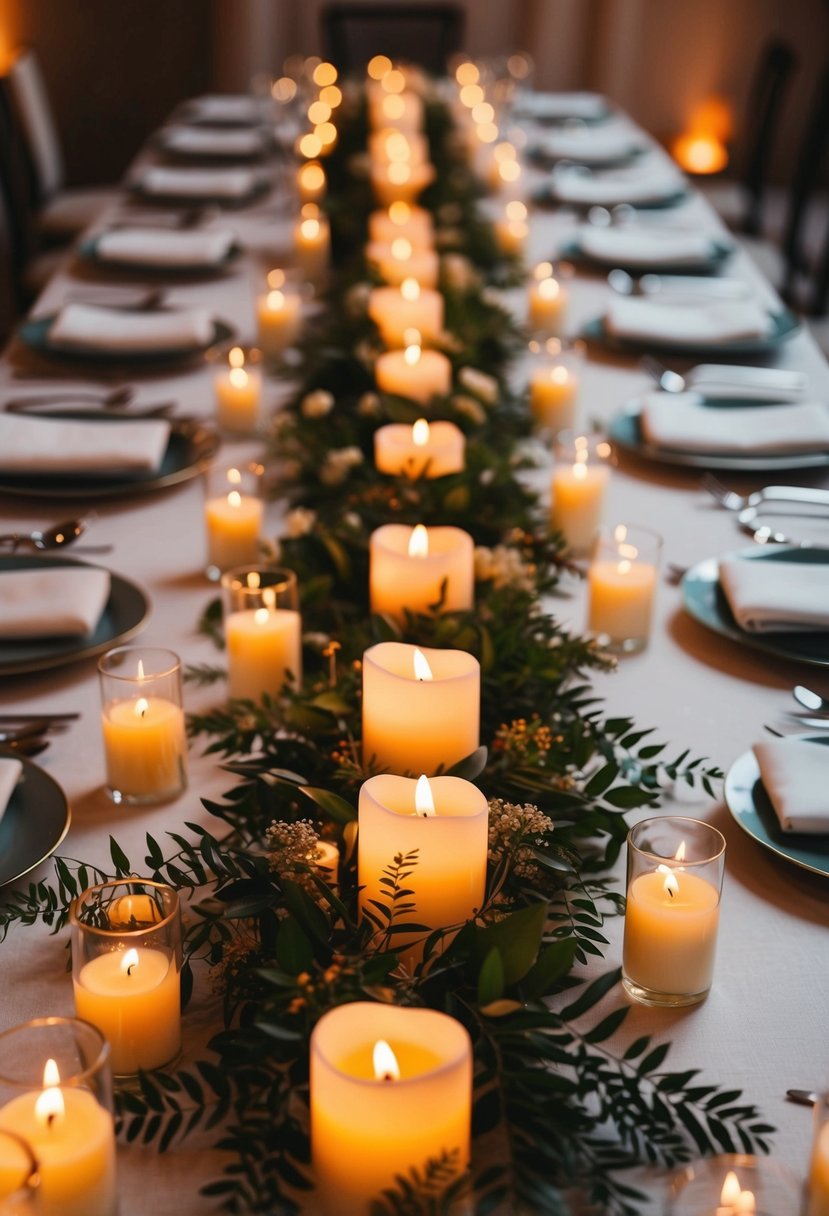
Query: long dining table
xmin=0 ymin=84 xmax=827 ymax=1214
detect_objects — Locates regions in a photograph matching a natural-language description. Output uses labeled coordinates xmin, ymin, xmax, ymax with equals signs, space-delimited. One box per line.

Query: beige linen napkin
xmin=96 ymin=227 xmax=236 ymax=268
xmin=552 ymin=159 xmax=685 ymax=206
xmin=162 ymin=125 xmax=264 ymax=157
xmin=536 ymin=124 xmax=643 ymax=164
xmin=0 ymin=414 xmax=171 ymax=473
xmin=49 ymin=303 xmax=214 ymax=352
xmin=188 ymin=94 xmax=262 ymax=124
xmin=576 ymin=224 xmax=719 ymax=267
xmin=0 ymin=567 xmax=111 ymax=638
xmin=605 ymin=297 xmax=773 ymax=344
xmin=639 ymin=394 xmax=829 ymax=453
xmin=719 ymin=558 xmax=829 ymax=632
xmin=137 ymin=166 xmax=258 ymax=199
xmin=753 ymin=739 xmax=829 ymax=832
xmin=0 ymin=757 xmax=22 ymax=827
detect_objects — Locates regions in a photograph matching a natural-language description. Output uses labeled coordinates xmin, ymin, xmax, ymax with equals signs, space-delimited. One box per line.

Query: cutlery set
xmin=0 ymin=712 xmax=79 ymax=758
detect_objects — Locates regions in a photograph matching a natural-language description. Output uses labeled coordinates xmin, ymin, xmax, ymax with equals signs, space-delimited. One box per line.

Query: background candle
xmin=204 ymin=463 xmax=264 ymax=575
xmin=369 ymin=523 xmax=474 ymax=619
xmin=256 ymin=278 xmax=301 ymax=358
xmin=374 ymin=418 xmax=465 ymax=478
xmin=530 ymin=362 xmax=580 ymax=433
xmin=311 ymin=1003 xmax=471 ymax=1216
xmin=294 ymin=204 xmax=330 ymax=283
xmin=528 ymin=270 xmax=568 ymax=334
xmin=375 ymin=342 xmax=451 ymax=404
xmin=368 ymin=202 xmax=433 ymax=247
xmin=587 ymin=523 xmax=662 ymax=653
xmin=213 ymin=345 xmax=262 ymax=433
xmin=222 ymin=566 xmax=302 ymax=702
xmin=298 ymin=159 xmax=326 ymax=203
xmin=550 ymin=433 xmax=611 ymax=555
xmin=367 ymin=280 xmax=444 ymax=347
xmin=366 ymin=239 xmax=439 ymax=288
xmin=362 ymin=641 xmax=480 ymax=775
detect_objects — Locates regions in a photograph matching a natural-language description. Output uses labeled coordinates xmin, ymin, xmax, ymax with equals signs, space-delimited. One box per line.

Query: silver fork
xmin=701 ymin=473 xmax=829 ymax=512
xmin=640 ymin=354 xmax=686 ymax=393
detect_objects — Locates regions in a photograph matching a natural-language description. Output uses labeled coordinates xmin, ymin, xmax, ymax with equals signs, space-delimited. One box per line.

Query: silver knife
xmin=786 ymin=1089 xmax=819 ymax=1106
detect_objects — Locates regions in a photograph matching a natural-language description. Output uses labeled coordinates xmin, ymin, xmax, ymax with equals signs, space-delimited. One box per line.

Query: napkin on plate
xmin=551 ymin=159 xmax=685 ymax=206
xmin=605 ymin=297 xmax=773 ymax=344
xmin=48 ymin=303 xmax=215 ymax=353
xmin=0 ymin=567 xmax=111 ymax=638
xmin=95 ymin=227 xmax=237 ymax=268
xmin=0 ymin=414 xmax=171 ymax=473
xmin=519 ymin=91 xmax=608 ymax=121
xmin=719 ymin=557 xmax=829 ymax=632
xmin=534 ymin=124 xmax=643 ymax=165
xmin=136 ymin=166 xmax=259 ymax=199
xmin=0 ymin=757 xmax=22 ymax=828
xmin=162 ymin=125 xmax=265 ymax=158
xmin=687 ymin=363 xmax=807 ymax=402
xmin=752 ymin=738 xmax=829 ymax=833
xmin=639 ymin=394 xmax=829 ymax=453
xmin=187 ymin=94 xmax=263 ymax=124
xmin=575 ymin=224 xmax=721 ymax=267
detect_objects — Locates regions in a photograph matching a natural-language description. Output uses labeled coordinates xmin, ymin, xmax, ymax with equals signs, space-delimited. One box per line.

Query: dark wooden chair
xmin=780 ymin=60 xmax=829 ymax=316
xmin=739 ymin=40 xmax=799 ymax=236
xmin=321 ymin=3 xmax=464 ymax=75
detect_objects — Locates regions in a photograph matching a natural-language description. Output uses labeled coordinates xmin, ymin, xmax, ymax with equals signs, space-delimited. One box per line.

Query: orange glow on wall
xmin=672 ymin=95 xmax=732 ymax=175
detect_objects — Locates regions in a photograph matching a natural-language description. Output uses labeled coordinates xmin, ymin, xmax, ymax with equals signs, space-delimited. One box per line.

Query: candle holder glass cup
xmin=587 ymin=522 xmax=662 ymax=654
xmin=807 ymin=1091 xmax=829 ymax=1215
xmin=0 ymin=1129 xmax=39 ymax=1211
xmin=527 ymin=337 xmax=584 ymax=437
xmin=206 ymin=343 xmax=264 ymax=437
xmin=203 ymin=460 xmax=265 ymax=582
xmin=221 ymin=566 xmax=302 ymax=701
xmin=550 ymin=429 xmax=613 ymax=557
xmin=668 ymin=1152 xmax=801 ymax=1214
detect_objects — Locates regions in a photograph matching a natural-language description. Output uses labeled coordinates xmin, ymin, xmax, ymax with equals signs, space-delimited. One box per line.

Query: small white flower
xmin=301 ymin=389 xmax=334 ymax=418
xmin=304 ymin=631 xmax=332 ymax=650
xmin=452 ymin=394 xmax=486 ymax=425
xmin=458 ymin=367 xmax=498 ymax=404
xmin=479 ymin=468 xmax=495 ymax=486
xmin=474 ymin=544 xmax=534 ymax=593
xmin=285 ymin=507 xmax=316 ymax=538
xmin=357 ymin=391 xmax=381 ymax=417
xmin=320 ymin=446 xmax=363 ymax=486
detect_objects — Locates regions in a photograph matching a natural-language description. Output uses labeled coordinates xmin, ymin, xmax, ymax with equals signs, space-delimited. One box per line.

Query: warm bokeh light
xmin=298 ymin=132 xmax=323 ymax=159
xmin=455 ymin=61 xmax=480 ymax=87
xmin=382 ymin=68 xmax=406 ymax=94
xmin=505 ymin=200 xmax=527 ymax=221
xmin=672 ymin=133 xmax=728 ymax=174
xmin=315 ymin=121 xmax=338 ymax=148
xmin=382 ymin=94 xmax=406 ymax=121
xmin=459 ymin=83 xmax=485 ymax=108
xmin=272 ymin=76 xmax=297 ymax=102
xmin=313 ymin=61 xmax=338 ymax=87
xmin=367 ymin=54 xmax=393 ymax=80
xmin=475 ymin=122 xmax=498 ymax=144
xmin=307 ymin=100 xmax=331 ymax=125
xmin=471 ymin=101 xmax=494 ymax=125
xmin=299 ymin=161 xmax=326 ymax=194
xmin=267 ymin=268 xmax=286 ymax=290
xmin=319 ymin=84 xmax=343 ymax=108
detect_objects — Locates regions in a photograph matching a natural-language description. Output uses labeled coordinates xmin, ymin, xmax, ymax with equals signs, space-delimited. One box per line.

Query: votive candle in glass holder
xmin=527 ymin=261 xmax=569 ymax=335
xmin=0 ymin=1017 xmax=116 ymax=1216
xmin=669 ymin=1152 xmax=801 ymax=1215
xmin=587 ymin=523 xmax=662 ymax=654
xmin=0 ymin=1128 xmax=39 ymax=1212
xmin=256 ymin=269 xmax=302 ymax=360
xmin=221 ymin=566 xmax=302 ymax=702
xmin=549 ymin=431 xmax=612 ymax=555
xmin=98 ymin=646 xmax=187 ymax=806
xmin=294 ymin=203 xmax=330 ymax=284
xmin=528 ymin=338 xmax=582 ymax=435
xmin=212 ymin=344 xmax=263 ymax=435
xmin=70 ymin=879 xmax=182 ymax=1079
xmin=807 ymin=1092 xmax=829 ymax=1216
xmin=493 ymin=199 xmax=528 ymax=257
xmin=622 ymin=816 xmax=725 ymax=1008
xmin=204 ymin=461 xmax=264 ymax=580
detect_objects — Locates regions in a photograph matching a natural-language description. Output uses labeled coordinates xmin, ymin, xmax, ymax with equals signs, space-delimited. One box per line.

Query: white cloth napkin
xmin=95 ymin=227 xmax=237 ymax=268
xmin=605 ymin=297 xmax=773 ymax=344
xmin=575 ymin=224 xmax=719 ymax=267
xmin=687 ymin=364 xmax=807 ymax=402
xmin=136 ymin=166 xmax=258 ymax=199
xmin=753 ymin=739 xmax=829 ymax=833
xmin=0 ymin=567 xmax=111 ymax=638
xmin=639 ymin=394 xmax=829 ymax=453
xmin=48 ymin=303 xmax=214 ymax=352
xmin=0 ymin=414 xmax=171 ymax=473
xmin=162 ymin=125 xmax=264 ymax=157
xmin=719 ymin=558 xmax=829 ymax=632
xmin=521 ymin=91 xmax=608 ymax=121
xmin=552 ymin=159 xmax=685 ymax=206
xmin=535 ymin=124 xmax=643 ymax=164
xmin=0 ymin=757 xmax=22 ymax=828
xmin=187 ymin=94 xmax=263 ymax=124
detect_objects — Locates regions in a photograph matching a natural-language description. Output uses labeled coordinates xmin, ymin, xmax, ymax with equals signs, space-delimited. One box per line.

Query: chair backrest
xmin=0 ymin=105 xmax=21 ymax=343
xmin=321 ymin=3 xmax=464 ymax=75
xmin=0 ymin=77 xmax=37 ymax=295
xmin=781 ymin=59 xmax=829 ymax=315
xmin=740 ymin=40 xmax=798 ymax=235
xmin=6 ymin=47 xmax=64 ymax=204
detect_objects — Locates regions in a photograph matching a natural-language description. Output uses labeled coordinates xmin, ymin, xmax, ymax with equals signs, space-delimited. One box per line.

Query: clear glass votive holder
xmin=98 ymin=646 xmax=187 ymax=806
xmin=203 ymin=460 xmax=265 ymax=581
xmin=667 ymin=1152 xmax=801 ymax=1214
xmin=587 ymin=522 xmax=662 ymax=654
xmin=70 ymin=879 xmax=182 ymax=1081
xmin=208 ymin=343 xmax=263 ymax=436
xmin=527 ymin=337 xmax=583 ymax=436
xmin=623 ymin=816 xmax=725 ymax=1008
xmin=221 ymin=566 xmax=302 ymax=703
xmin=807 ymin=1092 xmax=829 ymax=1215
xmin=0 ymin=1129 xmax=39 ymax=1212
xmin=0 ymin=1017 xmax=117 ymax=1216
xmin=549 ymin=430 xmax=612 ymax=557
xmin=527 ymin=260 xmax=570 ymax=336
xmin=255 ymin=268 xmax=304 ymax=362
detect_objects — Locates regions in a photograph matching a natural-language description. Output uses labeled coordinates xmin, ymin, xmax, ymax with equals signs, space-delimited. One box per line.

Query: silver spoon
xmin=639 ymin=354 xmax=686 ymax=394
xmin=0 ymin=518 xmax=88 ymax=552
xmin=793 ymin=686 xmax=829 ymax=715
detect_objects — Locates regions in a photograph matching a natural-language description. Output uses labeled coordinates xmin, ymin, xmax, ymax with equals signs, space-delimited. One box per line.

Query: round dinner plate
xmin=608 ymin=401 xmax=829 ymax=472
xmin=77 ymin=235 xmax=242 ymax=276
xmin=534 ymin=185 xmax=689 ymax=211
xmin=582 ymin=307 xmax=800 ymax=356
xmin=0 ymin=752 xmax=70 ymax=887
xmin=724 ymin=735 xmax=829 ymax=878
xmin=17 ymin=314 xmax=235 ymax=365
xmin=681 ymin=547 xmax=829 ymax=668
xmin=557 ymin=235 xmax=735 ymax=275
xmin=0 ymin=555 xmax=150 ymax=677
xmin=129 ymin=178 xmax=271 ymax=208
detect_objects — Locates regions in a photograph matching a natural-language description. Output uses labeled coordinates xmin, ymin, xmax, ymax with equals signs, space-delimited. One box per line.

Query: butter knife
xmin=786 ymin=1089 xmax=818 ymax=1106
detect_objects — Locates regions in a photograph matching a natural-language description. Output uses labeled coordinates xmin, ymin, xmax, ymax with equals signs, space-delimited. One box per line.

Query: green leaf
xmin=477 ymin=946 xmax=505 ymax=1007
xmin=475 ymin=902 xmax=548 ymax=985
xmin=276 ymin=918 xmax=314 ymax=974
xmin=560 ymin=966 xmax=622 ymax=1019
xmin=109 ymin=837 xmax=131 ymax=876
xmin=521 ymin=939 xmax=578 ymax=1000
xmin=299 ymin=786 xmax=358 ymax=823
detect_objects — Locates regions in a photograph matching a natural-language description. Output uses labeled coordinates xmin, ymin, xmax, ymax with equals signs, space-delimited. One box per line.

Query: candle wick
xmin=46 ymin=1112 xmax=57 ymax=1130
xmin=382 ymin=1072 xmax=394 ymax=1082
xmin=666 ymin=887 xmax=674 ymax=899
xmin=127 ymin=961 xmax=136 ymax=976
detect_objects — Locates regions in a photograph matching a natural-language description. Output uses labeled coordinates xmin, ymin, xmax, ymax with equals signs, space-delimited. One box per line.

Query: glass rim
xmin=97 ymin=645 xmax=181 ymax=681
xmin=70 ymin=878 xmax=180 ymax=937
xmin=220 ymin=564 xmax=298 ymax=594
xmin=597 ymin=522 xmax=664 ymax=552
xmin=628 ymin=815 xmax=726 ymax=865
xmin=0 ymin=1016 xmax=110 ymax=1090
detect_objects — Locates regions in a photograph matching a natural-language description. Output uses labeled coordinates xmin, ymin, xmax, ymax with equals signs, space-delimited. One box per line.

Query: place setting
xmin=76 ymin=224 xmax=242 ymax=276
xmin=557 ymin=218 xmax=736 ymax=273
xmin=0 ymin=747 xmax=71 ymax=887
xmin=154 ymin=123 xmax=271 ymax=163
xmin=128 ymin=163 xmax=275 ymax=208
xmin=527 ymin=118 xmax=647 ymax=170
xmin=534 ymin=152 xmax=689 ymax=209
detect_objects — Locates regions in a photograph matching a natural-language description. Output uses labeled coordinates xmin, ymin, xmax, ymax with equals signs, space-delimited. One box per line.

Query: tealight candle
xmin=204 ymin=463 xmax=264 ymax=576
xmin=213 ymin=345 xmax=262 ymax=433
xmin=528 ymin=267 xmax=568 ymax=335
xmin=298 ymin=159 xmax=327 ymax=203
xmin=550 ymin=432 xmax=611 ymax=555
xmin=370 ymin=523 xmax=474 ymax=619
xmin=362 ymin=641 xmax=480 ymax=775
xmin=98 ymin=647 xmax=187 ymax=805
xmin=368 ymin=202 xmax=434 ymax=248
xmin=311 ymin=1003 xmax=470 ymax=1216
xmin=314 ymin=841 xmax=340 ymax=886
xmin=529 ymin=360 xmax=580 ymax=434
xmin=367 ymin=278 xmax=444 ymax=347
xmin=374 ymin=418 xmax=465 ymax=478
xmin=622 ymin=817 xmax=725 ymax=1007
xmin=587 ymin=523 xmax=662 ymax=653
xmin=366 ymin=237 xmax=439 ymax=288
xmin=494 ymin=200 xmax=529 ymax=256
xmin=375 ymin=336 xmax=451 ymax=405
xmin=669 ymin=1153 xmax=801 ymax=1216
xmin=256 ymin=271 xmax=302 ymax=358
xmin=294 ymin=203 xmax=330 ymax=283
xmin=808 ymin=1095 xmax=829 ymax=1216
xmin=221 ymin=566 xmax=302 ymax=702
xmin=71 ymin=880 xmax=182 ymax=1077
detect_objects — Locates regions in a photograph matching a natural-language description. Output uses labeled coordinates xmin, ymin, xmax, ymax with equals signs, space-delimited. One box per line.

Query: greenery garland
xmin=0 ymin=80 xmax=773 ymax=1216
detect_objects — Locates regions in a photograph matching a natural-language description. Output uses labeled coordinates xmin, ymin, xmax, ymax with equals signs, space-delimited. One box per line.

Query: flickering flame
xmin=137 ymin=658 xmax=145 ymax=681
xmin=228 ymin=489 xmax=242 ymax=508
xmin=389 ymin=201 xmax=410 ymax=225
xmin=35 ymin=1059 xmax=64 ymax=1129
xmin=415 ymin=773 xmax=436 ymax=817
xmin=267 ymin=289 xmax=286 ymax=310
xmin=313 ymin=61 xmax=337 ymax=87
xmin=413 ymin=647 xmax=433 ymax=681
xmin=135 ymin=697 xmax=149 ymax=719
xmin=367 ymin=54 xmax=392 ymax=81
xmin=675 ymin=841 xmax=687 ymax=863
xmin=267 ymin=268 xmax=286 ymax=290
xmin=401 ymin=277 xmax=420 ymax=302
xmin=538 ymin=277 xmax=560 ymax=300
xmin=229 ymin=346 xmax=245 ymax=369
xmin=613 ymin=523 xmax=627 ymax=544
xmin=550 ymin=366 xmax=569 ymax=385
xmin=735 ymin=1191 xmax=756 ymax=1214
xmin=617 ymin=559 xmax=632 ymax=576
xmin=572 ymin=462 xmax=588 ymax=481
xmin=229 ymin=367 xmax=248 ymax=389
xmin=408 ymin=524 xmax=429 ymax=558
xmin=372 ymin=1039 xmax=401 ymax=1081
xmin=391 ymin=237 xmax=412 ymax=262
xmin=412 ymin=418 xmax=430 ymax=446
xmin=720 ymin=1172 xmax=742 ymax=1205
xmin=657 ymin=864 xmax=680 ymax=899
xmin=404 ymin=343 xmax=422 ymax=368
xmin=43 ymin=1059 xmax=60 ymax=1088
xmin=121 ymin=947 xmax=140 ymax=976
xmin=254 ymin=608 xmax=270 ymax=626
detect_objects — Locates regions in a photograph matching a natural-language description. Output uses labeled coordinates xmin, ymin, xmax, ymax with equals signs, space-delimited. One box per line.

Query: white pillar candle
xmin=294 ymin=204 xmax=330 ymax=283
xmin=368 ymin=129 xmax=429 ymax=169
xmin=366 ymin=238 xmax=439 ymax=288
xmin=73 ymin=946 xmax=180 ymax=1075
xmin=362 ymin=641 xmax=480 ymax=775
xmin=101 ymin=696 xmax=187 ymax=801
xmin=213 ymin=345 xmax=262 ymax=433
xmin=311 ymin=1003 xmax=471 ymax=1216
xmin=367 ymin=87 xmax=424 ymax=132
xmin=623 ymin=868 xmax=720 ymax=997
xmin=367 ymin=279 xmax=444 ymax=347
xmin=368 ymin=202 xmax=434 ymax=248
xmin=375 ymin=340 xmax=452 ymax=405
xmin=256 ymin=275 xmax=302 ymax=358
xmin=528 ymin=273 xmax=568 ymax=335
xmin=530 ymin=363 xmax=580 ymax=433
xmin=225 ymin=606 xmax=302 ymax=700
xmin=370 ymin=524 xmax=474 ymax=619
xmin=374 ymin=418 xmax=465 ymax=478
xmin=204 ymin=490 xmax=264 ymax=572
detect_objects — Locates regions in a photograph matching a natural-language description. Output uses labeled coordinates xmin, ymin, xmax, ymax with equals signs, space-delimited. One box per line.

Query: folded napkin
xmin=753 ymin=739 xmax=829 ymax=832
xmin=136 ymin=166 xmax=258 ymax=199
xmin=0 ymin=414 xmax=171 ymax=473
xmin=605 ymin=297 xmax=773 ymax=344
xmin=520 ymin=91 xmax=608 ymax=121
xmin=552 ymin=160 xmax=685 ymax=206
xmin=0 ymin=567 xmax=110 ymax=638
xmin=187 ymin=94 xmax=263 ymax=124
xmin=95 ymin=227 xmax=237 ymax=268
xmin=639 ymin=394 xmax=829 ymax=454
xmin=688 ymin=363 xmax=807 ymax=402
xmin=719 ymin=557 xmax=829 ymax=632
xmin=162 ymin=125 xmax=265 ymax=158
xmin=576 ymin=224 xmax=719 ymax=267
xmin=0 ymin=757 xmax=22 ymax=828
xmin=535 ymin=124 xmax=643 ymax=165
xmin=48 ymin=303 xmax=214 ymax=353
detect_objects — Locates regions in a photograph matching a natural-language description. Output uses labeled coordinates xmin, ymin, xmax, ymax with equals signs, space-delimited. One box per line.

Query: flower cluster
xmin=265 ymin=817 xmax=323 ymax=898
xmin=474 ymin=544 xmax=536 ymax=593
xmin=487 ymin=798 xmax=555 ymax=879
xmin=320 ymin=445 xmax=364 ymax=485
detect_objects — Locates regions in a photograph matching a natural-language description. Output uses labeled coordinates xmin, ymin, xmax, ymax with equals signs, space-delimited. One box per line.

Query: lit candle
xmin=0 ymin=1060 xmax=116 ymax=1216
xmin=298 ymin=160 xmax=327 ymax=204
xmin=529 ymin=362 xmax=580 ymax=434
xmin=368 ymin=128 xmax=429 ymax=169
xmin=311 ymin=1003 xmax=471 ymax=1216
xmin=101 ymin=693 xmax=187 ymax=803
xmin=374 ymin=418 xmax=465 ymax=478
xmin=369 ymin=160 xmax=435 ymax=207
xmin=225 ymin=605 xmax=302 ymax=701
xmin=367 ymin=85 xmax=425 ymax=132
xmin=213 ymin=345 xmax=262 ymax=433
xmin=624 ymin=864 xmax=720 ymax=998
xmin=809 ymin=1120 xmax=829 ymax=1216
xmin=294 ymin=203 xmax=330 ymax=283
xmin=362 ymin=642 xmax=480 ymax=775
xmin=368 ymin=202 xmax=434 ymax=248
xmin=204 ymin=469 xmax=264 ymax=573
xmin=256 ymin=270 xmax=302 ymax=358
xmin=367 ymin=278 xmax=444 ymax=347
xmin=550 ymin=435 xmax=611 ymax=555
xmin=528 ymin=264 xmax=568 ymax=335
xmin=494 ymin=200 xmax=528 ymax=256
xmin=716 ymin=1170 xmax=757 ymax=1215
xmin=358 ymin=773 xmax=487 ymax=953
xmin=369 ymin=523 xmax=474 ymax=619
xmin=375 ymin=334 xmax=452 ymax=405
xmin=587 ymin=524 xmax=661 ymax=652
xmin=366 ymin=237 xmax=439 ymax=288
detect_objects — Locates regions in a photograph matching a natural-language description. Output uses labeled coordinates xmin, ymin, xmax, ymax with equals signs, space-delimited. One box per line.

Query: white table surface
xmin=0 ymin=99 xmax=827 ymax=1214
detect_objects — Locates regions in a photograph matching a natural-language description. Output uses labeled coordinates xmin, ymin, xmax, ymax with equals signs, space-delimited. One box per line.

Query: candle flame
xmin=121 ymin=947 xmax=140 ymax=976
xmin=550 ymin=366 xmax=569 ymax=385
xmin=533 ymin=261 xmax=553 ymax=280
xmin=720 ymin=1172 xmax=742 ymax=1205
xmin=408 ymin=524 xmax=429 ymax=558
xmin=137 ymin=658 xmax=145 ymax=681
xmin=413 ymin=647 xmax=433 ymax=681
xmin=412 ymin=418 xmax=430 ymax=446
xmin=735 ymin=1191 xmax=756 ymax=1214
xmin=300 ymin=218 xmax=321 ymax=240
xmin=572 ymin=462 xmax=588 ymax=481
xmin=227 ymin=467 xmax=242 ymax=485
xmin=657 ymin=864 xmax=680 ymax=899
xmin=404 ymin=342 xmax=422 ymax=368
xmin=267 ymin=289 xmax=286 ymax=310
xmin=43 ymin=1059 xmax=60 ymax=1088
xmin=389 ymin=201 xmax=410 ymax=225
xmin=135 ymin=697 xmax=149 ymax=719
xmin=400 ymin=277 xmax=420 ymax=302
xmin=373 ymin=1039 xmax=401 ymax=1081
xmin=613 ymin=524 xmax=627 ymax=543
xmin=415 ymin=773 xmax=436 ymax=817
xmin=675 ymin=841 xmax=687 ymax=863
xmin=391 ymin=237 xmax=412 ymax=262
xmin=35 ymin=1059 xmax=64 ymax=1129
xmin=229 ymin=366 xmax=248 ymax=389
xmin=254 ymin=607 xmax=270 ymax=625
xmin=229 ymin=346 xmax=245 ymax=370
xmin=617 ymin=559 xmax=631 ymax=576
xmin=538 ymin=277 xmax=560 ymax=300
xmin=227 ymin=489 xmax=242 ymax=509
xmin=267 ymin=269 xmax=286 ymax=290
